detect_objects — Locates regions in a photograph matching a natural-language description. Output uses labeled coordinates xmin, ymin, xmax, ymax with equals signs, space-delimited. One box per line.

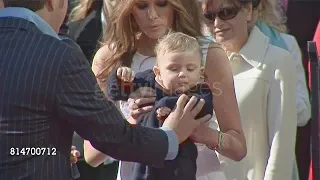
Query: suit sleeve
xmin=55 ymin=50 xmax=169 ymax=166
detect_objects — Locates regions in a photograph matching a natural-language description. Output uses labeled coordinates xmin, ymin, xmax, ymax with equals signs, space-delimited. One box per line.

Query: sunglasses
xmin=203 ymin=6 xmax=242 ymax=21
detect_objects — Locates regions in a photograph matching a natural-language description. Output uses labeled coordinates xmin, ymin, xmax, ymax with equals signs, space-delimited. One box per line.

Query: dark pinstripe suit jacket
xmin=0 ymin=17 xmax=168 ymax=180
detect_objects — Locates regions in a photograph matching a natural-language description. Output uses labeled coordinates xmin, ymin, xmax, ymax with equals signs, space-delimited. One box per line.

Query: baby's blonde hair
xmin=155 ymin=32 xmax=203 ymax=64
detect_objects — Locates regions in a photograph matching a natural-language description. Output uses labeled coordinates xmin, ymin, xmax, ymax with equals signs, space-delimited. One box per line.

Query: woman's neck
xmin=224 ymin=41 xmax=246 ymax=54
xmin=222 ymin=33 xmax=249 ymax=54
xmin=136 ymin=33 xmax=158 ymax=57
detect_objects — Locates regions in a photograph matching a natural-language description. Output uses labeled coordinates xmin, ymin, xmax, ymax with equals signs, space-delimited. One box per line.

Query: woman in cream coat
xmin=199 ymin=0 xmax=298 ymax=179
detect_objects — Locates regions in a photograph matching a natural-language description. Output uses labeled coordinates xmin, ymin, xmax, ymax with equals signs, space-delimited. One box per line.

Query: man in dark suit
xmin=0 ymin=0 xmax=211 ymax=179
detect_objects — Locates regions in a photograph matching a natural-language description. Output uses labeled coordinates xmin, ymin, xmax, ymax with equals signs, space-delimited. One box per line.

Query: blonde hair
xmin=103 ymin=0 xmax=116 ymax=21
xmin=70 ymin=0 xmax=94 ymax=22
xmin=254 ymin=0 xmax=287 ymax=33
xmin=155 ymin=32 xmax=202 ymax=62
xmin=96 ymin=0 xmax=203 ymax=83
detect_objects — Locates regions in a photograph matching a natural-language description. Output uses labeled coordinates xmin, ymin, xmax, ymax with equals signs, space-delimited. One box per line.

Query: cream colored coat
xmin=216 ymin=26 xmax=297 ymax=180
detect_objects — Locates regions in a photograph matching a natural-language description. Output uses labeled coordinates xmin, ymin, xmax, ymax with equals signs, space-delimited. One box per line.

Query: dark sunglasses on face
xmin=203 ymin=6 xmax=242 ymax=21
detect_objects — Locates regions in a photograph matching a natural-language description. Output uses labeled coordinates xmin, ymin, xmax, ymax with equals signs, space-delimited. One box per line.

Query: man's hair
xmin=4 ymin=0 xmax=47 ymax=12
xmin=155 ymin=32 xmax=202 ymax=62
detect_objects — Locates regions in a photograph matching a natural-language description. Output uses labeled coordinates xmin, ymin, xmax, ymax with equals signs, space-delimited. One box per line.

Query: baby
xmin=108 ymin=32 xmax=213 ymax=180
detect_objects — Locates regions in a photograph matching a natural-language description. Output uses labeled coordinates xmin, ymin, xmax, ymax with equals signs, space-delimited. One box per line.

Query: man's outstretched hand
xmin=162 ymin=95 xmax=211 ymax=143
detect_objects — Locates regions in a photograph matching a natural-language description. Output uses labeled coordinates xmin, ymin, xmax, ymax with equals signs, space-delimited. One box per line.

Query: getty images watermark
xmin=93 ymin=81 xmax=223 ymax=101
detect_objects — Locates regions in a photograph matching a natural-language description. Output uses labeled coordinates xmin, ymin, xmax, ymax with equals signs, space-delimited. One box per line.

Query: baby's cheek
xmin=163 ymin=80 xmax=175 ymax=90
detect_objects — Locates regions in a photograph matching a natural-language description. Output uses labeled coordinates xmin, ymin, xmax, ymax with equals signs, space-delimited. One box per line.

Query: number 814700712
xmin=10 ymin=147 xmax=57 ymax=156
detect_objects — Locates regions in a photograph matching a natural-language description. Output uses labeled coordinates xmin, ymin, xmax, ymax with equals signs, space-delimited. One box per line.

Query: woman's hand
xmin=127 ymin=87 xmax=156 ymax=124
xmin=191 ymin=121 xmax=218 ymax=146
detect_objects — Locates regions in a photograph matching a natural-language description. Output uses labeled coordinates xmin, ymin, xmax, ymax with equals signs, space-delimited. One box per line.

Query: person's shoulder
xmin=280 ymin=33 xmax=301 ymax=54
xmin=279 ymin=33 xmax=296 ymax=42
xmin=91 ymin=45 xmax=113 ymax=74
xmin=266 ymin=43 xmax=291 ymax=60
xmin=45 ymin=37 xmax=88 ymax=68
xmin=267 ymin=44 xmax=296 ymax=79
xmin=280 ymin=33 xmax=299 ymax=47
xmin=93 ymin=45 xmax=111 ymax=63
xmin=264 ymin=43 xmax=293 ymax=73
xmin=205 ymin=42 xmax=226 ymax=61
xmin=29 ymin=32 xmax=64 ymax=49
xmin=59 ymin=35 xmax=82 ymax=51
xmin=55 ymin=38 xmax=84 ymax=58
xmin=30 ymin=34 xmax=83 ymax=63
xmin=39 ymin=34 xmax=78 ymax=51
xmin=247 ymin=27 xmax=292 ymax=67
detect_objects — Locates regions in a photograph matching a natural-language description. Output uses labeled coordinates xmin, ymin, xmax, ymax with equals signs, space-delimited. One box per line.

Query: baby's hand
xmin=117 ymin=67 xmax=135 ymax=82
xmin=156 ymin=107 xmax=172 ymax=122
xmin=70 ymin=146 xmax=80 ymax=166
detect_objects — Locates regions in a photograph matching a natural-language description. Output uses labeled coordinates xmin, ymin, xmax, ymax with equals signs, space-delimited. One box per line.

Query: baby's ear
xmin=153 ymin=66 xmax=161 ymax=80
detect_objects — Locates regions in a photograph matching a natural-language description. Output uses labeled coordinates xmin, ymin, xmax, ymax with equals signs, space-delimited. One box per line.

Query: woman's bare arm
xmin=83 ymin=140 xmax=110 ymax=167
xmin=204 ymin=44 xmax=247 ymax=161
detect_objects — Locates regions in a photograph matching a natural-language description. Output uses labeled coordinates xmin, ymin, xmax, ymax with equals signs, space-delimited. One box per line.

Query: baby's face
xmin=154 ymin=52 xmax=203 ymax=94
